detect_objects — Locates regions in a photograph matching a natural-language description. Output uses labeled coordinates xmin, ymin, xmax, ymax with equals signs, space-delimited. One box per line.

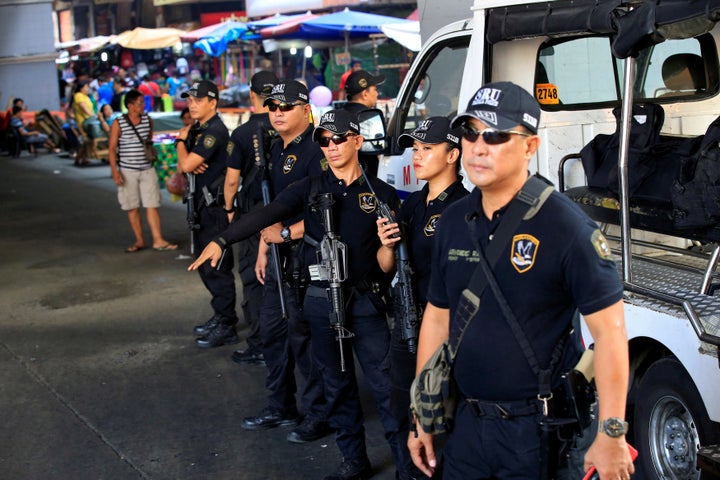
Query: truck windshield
xmin=402 ymin=37 xmax=470 ymax=130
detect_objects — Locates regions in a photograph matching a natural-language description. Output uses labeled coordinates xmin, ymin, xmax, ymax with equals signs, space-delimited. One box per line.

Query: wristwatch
xmin=599 ymin=417 xmax=629 ymax=437
xmin=280 ymin=226 xmax=292 ymax=243
xmin=174 ymin=138 xmax=186 ymax=147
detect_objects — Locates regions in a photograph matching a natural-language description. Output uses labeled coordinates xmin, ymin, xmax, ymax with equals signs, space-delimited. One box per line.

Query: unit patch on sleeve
xmin=358 ymin=193 xmax=377 ymax=214
xmin=591 ymin=229 xmax=613 ymax=260
xmin=511 ymin=234 xmax=539 ymax=273
xmin=203 ymin=134 xmax=216 ymax=149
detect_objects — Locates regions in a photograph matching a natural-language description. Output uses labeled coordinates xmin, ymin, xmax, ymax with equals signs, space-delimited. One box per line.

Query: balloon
xmin=309 ymin=86 xmax=333 ymax=107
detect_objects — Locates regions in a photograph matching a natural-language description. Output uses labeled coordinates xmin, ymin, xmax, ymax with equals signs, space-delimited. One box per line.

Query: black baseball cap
xmin=263 ymin=80 xmax=309 ymax=105
xmin=345 ymin=70 xmax=386 ymax=96
xmin=181 ymin=80 xmax=218 ymax=99
xmin=451 ymin=81 xmax=541 ymax=134
xmin=250 ymin=71 xmax=278 ymax=96
xmin=398 ymin=116 xmax=461 ymax=149
xmin=312 ymin=109 xmax=360 ymax=142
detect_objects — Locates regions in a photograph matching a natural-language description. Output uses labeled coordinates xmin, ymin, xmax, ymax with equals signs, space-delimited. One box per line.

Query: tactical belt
xmin=305 ymin=281 xmax=380 ymax=298
xmin=464 ymin=397 xmax=542 ymax=420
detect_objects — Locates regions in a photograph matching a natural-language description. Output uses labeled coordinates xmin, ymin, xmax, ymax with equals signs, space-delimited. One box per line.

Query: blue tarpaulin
xmin=191 ymin=21 xmax=248 ymax=57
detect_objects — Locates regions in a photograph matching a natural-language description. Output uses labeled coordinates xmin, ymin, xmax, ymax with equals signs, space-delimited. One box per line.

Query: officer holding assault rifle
xmin=190 ymin=109 xmax=406 ymax=480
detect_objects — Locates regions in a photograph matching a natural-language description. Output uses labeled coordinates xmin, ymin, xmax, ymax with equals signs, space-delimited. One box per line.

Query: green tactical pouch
xmin=410 ymin=340 xmax=457 ymax=435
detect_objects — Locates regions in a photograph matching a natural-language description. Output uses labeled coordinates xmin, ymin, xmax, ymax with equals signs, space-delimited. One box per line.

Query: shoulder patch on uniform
xmin=227 ymin=141 xmax=235 ymax=156
xmin=511 ymin=234 xmax=539 ymax=273
xmin=283 ymin=154 xmax=297 ymax=174
xmin=203 ymin=135 xmax=216 ymax=149
xmin=320 ymin=156 xmax=329 ymax=171
xmin=424 ymin=214 xmax=441 ymax=237
xmin=358 ymin=193 xmax=377 ymax=214
xmin=591 ymin=229 xmax=613 ymax=260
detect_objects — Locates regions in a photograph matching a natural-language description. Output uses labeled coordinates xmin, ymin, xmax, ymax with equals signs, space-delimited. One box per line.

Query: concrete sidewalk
xmin=0 ymin=152 xmax=397 ymax=480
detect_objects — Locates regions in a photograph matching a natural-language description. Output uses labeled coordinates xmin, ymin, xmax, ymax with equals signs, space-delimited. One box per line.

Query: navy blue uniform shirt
xmin=187 ymin=113 xmax=229 ymax=198
xmin=427 ymin=187 xmax=623 ymax=400
xmin=226 ymin=112 xmax=274 ymax=208
xmin=217 ymin=168 xmax=400 ymax=289
xmin=267 ymin=124 xmax=326 ymax=225
xmin=399 ymin=178 xmax=469 ymax=305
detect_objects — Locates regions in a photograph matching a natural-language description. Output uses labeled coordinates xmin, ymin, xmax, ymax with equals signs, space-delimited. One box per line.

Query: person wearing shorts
xmin=109 ymin=89 xmax=178 ymax=253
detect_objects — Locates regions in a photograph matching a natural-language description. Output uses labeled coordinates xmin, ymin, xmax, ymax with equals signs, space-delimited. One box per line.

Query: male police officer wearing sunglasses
xmin=408 ymin=82 xmax=634 ymax=480
xmin=189 ymin=110 xmax=405 ymax=480
xmin=238 ymin=80 xmax=332 ymax=445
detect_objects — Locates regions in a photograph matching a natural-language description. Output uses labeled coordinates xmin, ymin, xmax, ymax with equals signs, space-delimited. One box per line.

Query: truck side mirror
xmin=358 ymin=108 xmax=388 ymax=154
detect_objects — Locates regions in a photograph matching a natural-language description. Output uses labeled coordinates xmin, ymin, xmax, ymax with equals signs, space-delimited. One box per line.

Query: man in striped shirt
xmin=108 ymin=89 xmax=177 ymax=253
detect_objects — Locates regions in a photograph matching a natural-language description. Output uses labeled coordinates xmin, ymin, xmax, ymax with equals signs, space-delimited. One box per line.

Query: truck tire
xmin=634 ymin=357 xmax=718 ymax=480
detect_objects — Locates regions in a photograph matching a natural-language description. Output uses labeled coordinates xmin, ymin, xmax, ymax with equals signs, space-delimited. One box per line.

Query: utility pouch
xmin=410 ymin=340 xmax=456 ymax=435
xmin=409 ymin=288 xmax=479 ymax=435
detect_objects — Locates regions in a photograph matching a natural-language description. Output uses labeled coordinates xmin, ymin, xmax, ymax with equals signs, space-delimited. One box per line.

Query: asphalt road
xmin=0 ymin=152 xmax=397 ymax=480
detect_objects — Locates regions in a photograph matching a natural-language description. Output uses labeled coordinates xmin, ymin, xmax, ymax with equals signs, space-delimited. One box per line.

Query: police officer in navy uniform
xmin=176 ymin=79 xmax=238 ymax=348
xmin=343 ymin=70 xmax=386 ymax=177
xmin=376 ymin=116 xmax=469 ymax=480
xmin=223 ymin=70 xmax=279 ymax=366
xmin=241 ymin=80 xmax=330 ymax=444
xmin=408 ymin=82 xmax=634 ymax=480
xmin=189 ymin=109 xmax=405 ymax=480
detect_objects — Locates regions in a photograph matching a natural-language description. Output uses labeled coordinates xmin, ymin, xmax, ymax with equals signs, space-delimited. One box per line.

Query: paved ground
xmin=0 ymin=152 xmax=398 ymax=480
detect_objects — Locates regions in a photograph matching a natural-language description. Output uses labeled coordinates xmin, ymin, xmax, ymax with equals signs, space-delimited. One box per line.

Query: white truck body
xmin=379 ymin=1 xmax=720 ymax=478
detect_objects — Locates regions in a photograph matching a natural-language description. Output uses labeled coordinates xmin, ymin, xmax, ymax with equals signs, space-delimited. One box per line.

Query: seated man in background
xmin=10 ymin=106 xmax=61 ymax=153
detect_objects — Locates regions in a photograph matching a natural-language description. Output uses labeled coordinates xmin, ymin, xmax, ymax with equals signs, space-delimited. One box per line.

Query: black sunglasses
xmin=267 ymin=102 xmax=302 ymax=112
xmin=461 ymin=124 xmax=532 ymax=145
xmin=317 ymin=133 xmax=357 ymax=148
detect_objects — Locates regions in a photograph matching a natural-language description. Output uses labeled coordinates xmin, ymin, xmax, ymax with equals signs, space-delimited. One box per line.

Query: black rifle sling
xmin=448 ymin=175 xmax=553 ymax=358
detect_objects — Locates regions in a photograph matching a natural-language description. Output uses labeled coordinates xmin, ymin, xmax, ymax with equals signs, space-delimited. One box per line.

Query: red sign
xmin=200 ymin=12 xmax=247 ymax=26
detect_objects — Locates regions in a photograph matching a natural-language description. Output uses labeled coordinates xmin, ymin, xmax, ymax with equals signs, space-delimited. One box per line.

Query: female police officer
xmin=376 ymin=116 xmax=469 ymax=479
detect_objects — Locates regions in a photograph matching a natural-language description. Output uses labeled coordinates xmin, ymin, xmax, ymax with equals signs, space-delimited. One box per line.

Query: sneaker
xmin=231 ymin=346 xmax=266 ymax=366
xmin=324 ymin=457 xmax=372 ymax=480
xmin=195 ymin=323 xmax=239 ymax=348
xmin=193 ymin=315 xmax=220 ymax=336
xmin=241 ymin=407 xmax=300 ymax=431
xmin=286 ymin=417 xmax=332 ymax=443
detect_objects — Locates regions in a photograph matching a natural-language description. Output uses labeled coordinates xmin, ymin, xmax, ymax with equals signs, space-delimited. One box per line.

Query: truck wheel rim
xmin=649 ymin=395 xmax=700 ymax=479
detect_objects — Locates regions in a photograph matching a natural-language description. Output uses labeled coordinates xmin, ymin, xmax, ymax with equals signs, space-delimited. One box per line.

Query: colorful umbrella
xmin=259 ymin=13 xmax=319 ymax=39
xmin=297 ymin=8 xmax=411 ymax=40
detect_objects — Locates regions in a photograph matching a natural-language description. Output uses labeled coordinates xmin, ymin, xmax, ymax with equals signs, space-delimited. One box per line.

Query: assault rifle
xmin=254 ymin=129 xmax=288 ymax=319
xmin=360 ymin=168 xmax=419 ymax=353
xmin=185 ymin=173 xmax=200 ymax=256
xmin=308 ymin=193 xmax=354 ymax=371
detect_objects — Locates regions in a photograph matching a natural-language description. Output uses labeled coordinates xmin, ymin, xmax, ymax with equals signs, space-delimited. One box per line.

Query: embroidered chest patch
xmin=424 ymin=214 xmax=441 ymax=237
xmin=511 ymin=234 xmax=539 ymax=273
xmin=283 ymin=154 xmax=297 ymax=174
xmin=358 ymin=193 xmax=377 ymax=214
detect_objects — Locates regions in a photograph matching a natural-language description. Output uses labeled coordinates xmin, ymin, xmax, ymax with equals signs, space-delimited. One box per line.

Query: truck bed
xmin=617 ymin=247 xmax=720 ymax=354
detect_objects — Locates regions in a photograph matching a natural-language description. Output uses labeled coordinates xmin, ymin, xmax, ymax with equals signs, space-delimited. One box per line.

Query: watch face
xmin=603 ymin=418 xmax=628 ymax=437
